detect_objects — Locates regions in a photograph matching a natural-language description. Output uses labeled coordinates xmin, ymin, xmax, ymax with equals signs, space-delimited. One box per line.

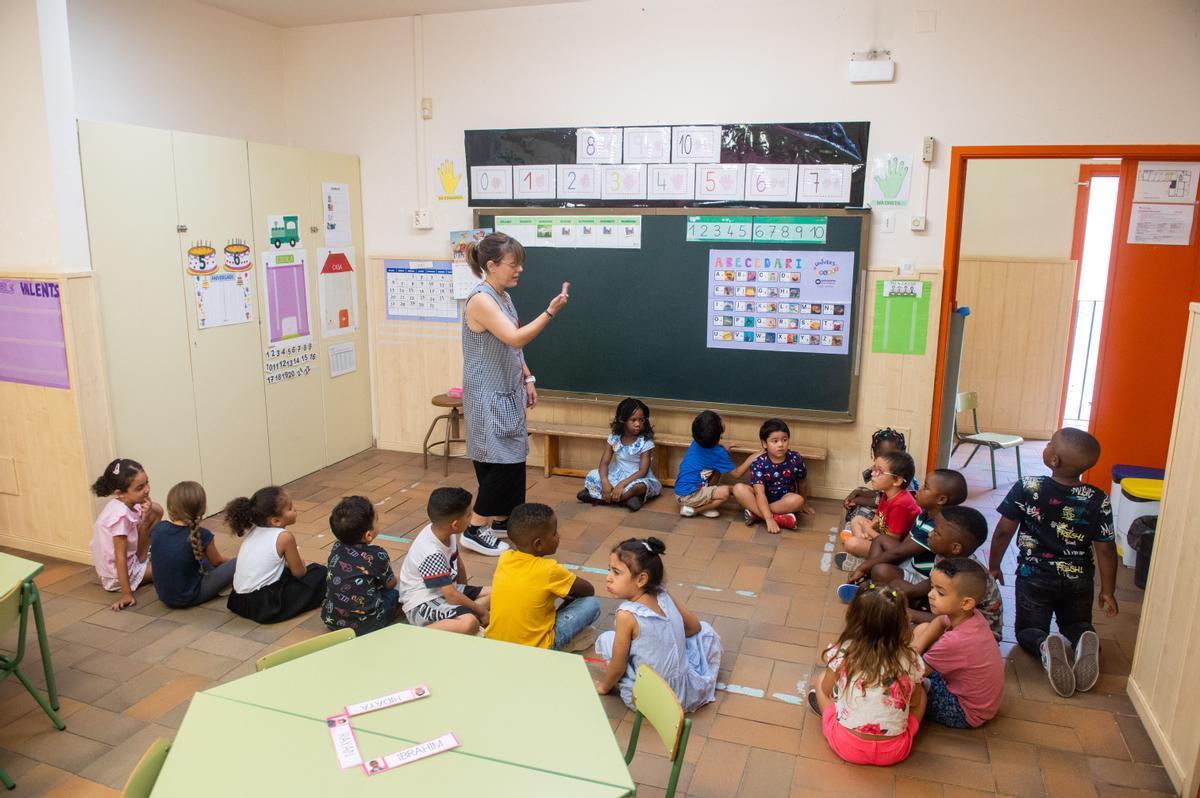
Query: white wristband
xmin=524 ymin=376 xmax=536 ymax=384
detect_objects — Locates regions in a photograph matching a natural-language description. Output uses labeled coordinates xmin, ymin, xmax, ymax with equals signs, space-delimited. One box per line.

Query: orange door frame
xmin=928 ymin=145 xmax=1200 ymax=468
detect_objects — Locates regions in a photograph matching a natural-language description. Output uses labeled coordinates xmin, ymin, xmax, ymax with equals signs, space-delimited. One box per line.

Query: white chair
xmin=952 ymin=391 xmax=1024 ymax=489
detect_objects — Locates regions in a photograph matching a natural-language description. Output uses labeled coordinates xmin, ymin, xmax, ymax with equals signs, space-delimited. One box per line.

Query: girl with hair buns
xmin=90 ymin=458 xmax=163 ymax=611
xmin=149 ymin=481 xmax=237 ymax=609
xmin=459 ymin=232 xmax=570 ymax=556
xmin=594 ymin=537 xmax=722 ymax=711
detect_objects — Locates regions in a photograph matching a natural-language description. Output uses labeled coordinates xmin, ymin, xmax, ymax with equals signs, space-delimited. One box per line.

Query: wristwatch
xmin=524 ymin=376 xmax=536 ymax=384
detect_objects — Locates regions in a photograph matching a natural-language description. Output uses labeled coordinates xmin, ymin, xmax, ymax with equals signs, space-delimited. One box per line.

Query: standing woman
xmin=460 ymin=232 xmax=569 ymax=555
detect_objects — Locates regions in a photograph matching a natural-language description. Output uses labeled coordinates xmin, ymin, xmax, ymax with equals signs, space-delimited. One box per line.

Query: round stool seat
xmin=432 ymin=393 xmax=463 ymax=409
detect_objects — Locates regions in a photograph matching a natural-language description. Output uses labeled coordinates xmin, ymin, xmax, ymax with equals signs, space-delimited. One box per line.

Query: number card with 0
xmin=513 ymin=165 xmax=556 ymax=199
xmin=556 ymin=165 xmax=599 ymax=199
xmin=671 ymin=125 xmax=721 ymax=163
xmin=470 ymin=166 xmax=513 ymax=199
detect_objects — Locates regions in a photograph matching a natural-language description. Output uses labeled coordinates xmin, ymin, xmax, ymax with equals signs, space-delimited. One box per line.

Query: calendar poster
xmin=707 ymin=249 xmax=855 ymax=355
xmin=384 ymin=260 xmax=458 ymax=322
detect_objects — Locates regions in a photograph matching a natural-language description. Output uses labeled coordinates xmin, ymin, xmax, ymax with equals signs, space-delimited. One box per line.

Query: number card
xmin=576 ymin=127 xmax=623 ymax=164
xmin=695 ymin=164 xmax=745 ymax=201
xmin=513 ymin=165 xmax=556 ymax=199
xmin=671 ymin=125 xmax=722 ymax=163
xmin=556 ymin=164 xmax=599 ymax=199
xmin=623 ymin=127 xmax=670 ymax=163
xmin=470 ymin=166 xmax=512 ymax=199
xmin=686 ymin=216 xmax=753 ymax=242
xmin=601 ymin=165 xmax=647 ymax=199
xmin=797 ymin=164 xmax=853 ymax=204
xmin=752 ymin=216 xmax=828 ymax=243
xmin=647 ymin=164 xmax=696 ymax=200
xmin=745 ymin=164 xmax=798 ymax=202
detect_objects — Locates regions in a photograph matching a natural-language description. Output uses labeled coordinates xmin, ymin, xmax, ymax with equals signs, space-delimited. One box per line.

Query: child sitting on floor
xmin=90 ymin=458 xmax=163 ymax=611
xmin=225 ymin=486 xmax=327 ymax=624
xmin=398 ymin=487 xmax=491 ymax=635
xmin=843 ymin=428 xmax=915 ymax=524
xmin=486 ymin=503 xmax=600 ymax=651
xmin=674 ymin=410 xmax=757 ymax=519
xmin=808 ymin=583 xmax=926 ymax=767
xmin=840 ymin=450 xmax=919 ymax=558
xmin=594 ymin=537 xmax=722 ymax=711
xmin=150 ymin=481 xmax=236 ymax=609
xmin=912 ymin=557 xmax=1005 ymax=729
xmin=321 ymin=496 xmax=401 ymax=636
xmin=732 ymin=418 xmax=812 ymax=533
xmin=988 ymin=428 xmax=1117 ymax=698
xmin=579 ymin=397 xmax=662 ymax=512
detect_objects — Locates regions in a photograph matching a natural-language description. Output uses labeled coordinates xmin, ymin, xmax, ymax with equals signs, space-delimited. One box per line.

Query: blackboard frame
xmin=473 ymin=207 xmax=870 ymax=422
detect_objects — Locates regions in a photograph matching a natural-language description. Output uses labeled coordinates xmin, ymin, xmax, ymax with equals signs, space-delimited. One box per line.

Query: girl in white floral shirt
xmin=807 ymin=582 xmax=927 ymax=766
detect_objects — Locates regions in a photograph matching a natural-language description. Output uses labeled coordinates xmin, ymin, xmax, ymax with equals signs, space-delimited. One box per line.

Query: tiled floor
xmin=0 ymin=447 xmax=1170 ymax=797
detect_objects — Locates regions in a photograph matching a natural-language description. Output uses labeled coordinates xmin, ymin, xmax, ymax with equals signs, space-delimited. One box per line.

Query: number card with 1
xmin=686 ymin=216 xmax=753 ymax=242
xmin=513 ymin=165 xmax=556 ymax=199
xmin=601 ymin=165 xmax=647 ymax=199
xmin=696 ymin=164 xmax=745 ymax=201
xmin=624 ymin=127 xmax=670 ymax=163
xmin=556 ymin=164 xmax=599 ymax=199
xmin=671 ymin=125 xmax=721 ymax=163
xmin=576 ymin=127 xmax=623 ymax=164
xmin=745 ymin=164 xmax=798 ymax=202
xmin=470 ymin=165 xmax=513 ymax=199
xmin=647 ymin=164 xmax=696 ymax=200
xmin=797 ymin=164 xmax=852 ymax=204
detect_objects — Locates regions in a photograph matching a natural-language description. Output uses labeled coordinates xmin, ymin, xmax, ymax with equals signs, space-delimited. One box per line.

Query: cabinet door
xmin=308 ymin=151 xmax=373 ymax=463
xmin=78 ymin=121 xmax=202 ymax=498
xmin=248 ymin=143 xmax=327 ymax=484
xmin=172 ymin=132 xmax=272 ymax=509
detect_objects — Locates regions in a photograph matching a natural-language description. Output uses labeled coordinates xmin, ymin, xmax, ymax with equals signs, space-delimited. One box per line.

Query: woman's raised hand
xmin=547 ymin=281 xmax=570 ymax=316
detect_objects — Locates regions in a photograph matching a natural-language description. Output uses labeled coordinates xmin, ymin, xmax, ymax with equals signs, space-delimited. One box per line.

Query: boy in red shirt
xmin=839 ymin=450 xmax=918 ymax=559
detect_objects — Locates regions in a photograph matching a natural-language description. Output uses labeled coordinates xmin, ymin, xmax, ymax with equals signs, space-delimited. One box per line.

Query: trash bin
xmin=1127 ymin=515 xmax=1158 ymax=590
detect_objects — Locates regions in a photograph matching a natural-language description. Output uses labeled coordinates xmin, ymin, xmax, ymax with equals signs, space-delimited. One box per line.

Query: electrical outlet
xmin=880 ymin=212 xmax=895 ymax=233
xmin=413 ymin=210 xmax=433 ymax=229
xmin=899 ymin=259 xmax=915 ymax=274
xmin=910 ymin=215 xmax=927 ymax=231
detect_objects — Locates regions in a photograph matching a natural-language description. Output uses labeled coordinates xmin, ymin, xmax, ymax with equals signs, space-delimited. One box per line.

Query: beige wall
xmin=960 ymin=159 xmax=1084 ymax=260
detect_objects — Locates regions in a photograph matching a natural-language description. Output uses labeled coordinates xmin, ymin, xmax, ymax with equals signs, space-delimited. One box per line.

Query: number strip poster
xmin=708 ymin=249 xmax=854 ymax=354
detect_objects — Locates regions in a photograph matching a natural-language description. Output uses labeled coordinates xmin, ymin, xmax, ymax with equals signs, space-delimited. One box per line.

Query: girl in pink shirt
xmin=90 ymin=458 xmax=162 ymax=611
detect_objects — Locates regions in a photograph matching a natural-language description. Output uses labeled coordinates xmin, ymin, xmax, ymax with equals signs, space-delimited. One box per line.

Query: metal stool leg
xmin=442 ymin=408 xmax=453 ymax=476
xmin=1015 ymin=446 xmax=1023 ymax=482
xmin=422 ymin=412 xmax=450 ymax=470
xmin=988 ymin=447 xmax=997 ymax=490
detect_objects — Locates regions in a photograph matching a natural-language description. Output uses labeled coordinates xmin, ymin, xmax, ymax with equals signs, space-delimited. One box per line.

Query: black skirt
xmin=472 ymin=460 xmax=527 ymax=517
xmin=227 ymin=562 xmax=327 ymax=624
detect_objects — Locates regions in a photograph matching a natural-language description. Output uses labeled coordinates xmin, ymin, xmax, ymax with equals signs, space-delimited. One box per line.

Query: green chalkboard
xmin=476 ymin=210 xmax=868 ymax=421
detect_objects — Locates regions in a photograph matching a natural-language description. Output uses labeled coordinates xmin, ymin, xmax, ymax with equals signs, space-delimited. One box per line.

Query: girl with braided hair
xmin=843 ymin=428 xmax=918 ymax=524
xmin=149 ymin=481 xmax=237 ymax=608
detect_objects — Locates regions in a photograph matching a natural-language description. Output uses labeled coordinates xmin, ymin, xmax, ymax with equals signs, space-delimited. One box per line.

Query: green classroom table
xmin=0 ymin=552 xmax=58 ymax=710
xmin=155 ymin=624 xmax=634 ymax=796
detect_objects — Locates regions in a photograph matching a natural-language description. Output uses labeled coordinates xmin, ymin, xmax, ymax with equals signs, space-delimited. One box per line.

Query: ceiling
xmin=194 ymin=0 xmax=585 ymax=28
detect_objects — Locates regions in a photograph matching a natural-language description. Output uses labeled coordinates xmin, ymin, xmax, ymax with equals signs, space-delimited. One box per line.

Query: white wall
xmin=960 ymin=159 xmax=1083 ymax=260
xmin=67 ymin=0 xmax=286 ymax=143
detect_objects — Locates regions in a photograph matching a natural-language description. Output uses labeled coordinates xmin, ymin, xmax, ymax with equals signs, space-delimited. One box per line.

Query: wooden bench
xmin=527 ymin=422 xmax=828 ymax=488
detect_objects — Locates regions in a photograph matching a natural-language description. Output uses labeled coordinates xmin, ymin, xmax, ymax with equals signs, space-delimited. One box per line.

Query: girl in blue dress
xmin=580 ymin=398 xmax=662 ymax=511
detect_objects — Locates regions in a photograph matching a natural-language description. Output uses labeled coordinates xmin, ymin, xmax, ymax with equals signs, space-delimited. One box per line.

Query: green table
xmin=156 ymin=624 xmax=633 ymax=796
xmin=0 ymin=552 xmax=58 ymax=710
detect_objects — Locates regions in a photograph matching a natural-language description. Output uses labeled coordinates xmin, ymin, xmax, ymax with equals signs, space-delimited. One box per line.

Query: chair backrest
xmin=255 ymin=627 xmax=356 ymax=672
xmin=122 ymin=737 xmax=171 ymax=798
xmin=631 ymin=664 xmax=686 ymax=761
xmin=955 ymin=391 xmax=978 ymax=413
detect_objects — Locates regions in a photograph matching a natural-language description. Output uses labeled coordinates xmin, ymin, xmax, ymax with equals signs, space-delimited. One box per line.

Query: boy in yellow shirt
xmin=485 ymin=503 xmax=600 ymax=650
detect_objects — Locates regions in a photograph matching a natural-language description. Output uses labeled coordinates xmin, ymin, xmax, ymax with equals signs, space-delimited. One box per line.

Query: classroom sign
xmin=707 ymin=249 xmax=854 ymax=355
xmin=0 ymin=278 xmax=69 ymax=389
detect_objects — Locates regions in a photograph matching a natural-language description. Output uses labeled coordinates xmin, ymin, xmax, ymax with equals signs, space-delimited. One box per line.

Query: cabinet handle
xmin=310 ymin=225 xmax=319 ymax=233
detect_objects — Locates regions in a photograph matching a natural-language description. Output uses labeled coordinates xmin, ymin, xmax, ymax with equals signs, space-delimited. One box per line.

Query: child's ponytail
xmin=167 ymin=481 xmax=208 ymax=573
xmin=465 ymin=232 xmax=524 ymax=280
xmin=91 ymin=458 xmax=144 ymax=497
xmin=224 ymin=486 xmax=284 ymax=537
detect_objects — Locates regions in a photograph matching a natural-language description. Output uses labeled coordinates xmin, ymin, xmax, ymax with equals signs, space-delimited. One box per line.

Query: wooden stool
xmin=422 ymin=394 xmax=465 ymax=476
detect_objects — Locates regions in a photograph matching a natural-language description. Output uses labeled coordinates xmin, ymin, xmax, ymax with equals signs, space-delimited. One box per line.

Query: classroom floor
xmin=0 ymin=447 xmax=1170 ymax=797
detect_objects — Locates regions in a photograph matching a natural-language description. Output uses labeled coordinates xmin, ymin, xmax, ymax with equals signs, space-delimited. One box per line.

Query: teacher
xmin=460 ymin=232 xmax=569 ymax=555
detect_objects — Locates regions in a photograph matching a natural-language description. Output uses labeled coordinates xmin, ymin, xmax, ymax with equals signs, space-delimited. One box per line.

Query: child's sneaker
xmin=679 ymin=505 xmax=697 ymax=517
xmin=773 ymin=513 xmax=797 ymax=530
xmin=701 ymin=509 xmax=721 ymax=518
xmin=742 ymin=509 xmax=760 ymax=526
xmin=1072 ymin=630 xmax=1101 ymax=693
xmin=566 ymin=626 xmax=599 ymax=652
xmin=461 ymin=526 xmax=509 ymax=556
xmin=1040 ymin=633 xmax=1076 ymax=697
xmin=837 ymin=583 xmax=860 ymax=604
xmin=834 ymin=552 xmax=861 ymax=572
xmin=626 ymin=495 xmax=644 ymax=512
xmin=806 ymin=688 xmax=822 ymax=717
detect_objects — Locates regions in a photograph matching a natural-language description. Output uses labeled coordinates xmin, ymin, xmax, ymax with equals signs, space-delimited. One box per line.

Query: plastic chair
xmin=623 ymin=664 xmax=691 ymax=798
xmin=952 ymin=391 xmax=1024 ymax=488
xmin=121 ymin=737 xmax=171 ymax=798
xmin=255 ymin=627 xmax=356 ymax=672
xmin=422 ymin=393 xmax=466 ymax=476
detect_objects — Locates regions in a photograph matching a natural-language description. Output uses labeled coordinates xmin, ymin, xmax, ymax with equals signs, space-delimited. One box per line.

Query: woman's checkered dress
xmin=462 ymin=281 xmax=528 ymax=464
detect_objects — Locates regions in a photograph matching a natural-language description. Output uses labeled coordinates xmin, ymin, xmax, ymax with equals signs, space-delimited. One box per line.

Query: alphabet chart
xmin=384 ymin=260 xmax=458 ymax=322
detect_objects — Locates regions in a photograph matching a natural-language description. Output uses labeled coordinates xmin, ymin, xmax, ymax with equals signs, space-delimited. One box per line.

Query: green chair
xmin=0 ymin=582 xmax=66 ymax=790
xmin=121 ymin=737 xmax=171 ymax=798
xmin=623 ymin=664 xmax=691 ymax=798
xmin=952 ymin=391 xmax=1024 ymax=489
xmin=255 ymin=627 xmax=356 ymax=672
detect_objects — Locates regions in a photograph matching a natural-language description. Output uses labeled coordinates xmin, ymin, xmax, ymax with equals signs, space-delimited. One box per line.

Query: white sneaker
xmin=1040 ymin=633 xmax=1076 ymax=697
xmin=461 ymin=526 xmax=509 ymax=556
xmin=1073 ymin=630 xmax=1101 ymax=692
xmin=701 ymin=509 xmax=721 ymax=518
xmin=679 ymin=505 xmax=697 ymax=517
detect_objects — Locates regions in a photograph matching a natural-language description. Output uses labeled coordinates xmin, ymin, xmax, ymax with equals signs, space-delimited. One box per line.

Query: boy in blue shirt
xmin=674 ymin=410 xmax=757 ymax=518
